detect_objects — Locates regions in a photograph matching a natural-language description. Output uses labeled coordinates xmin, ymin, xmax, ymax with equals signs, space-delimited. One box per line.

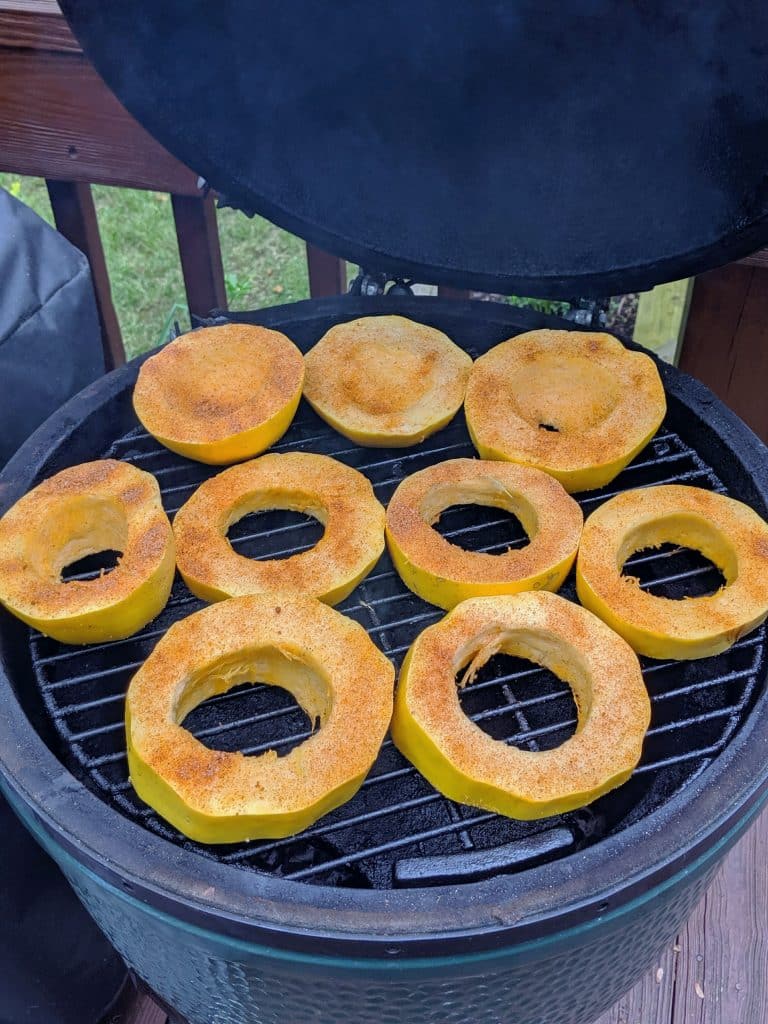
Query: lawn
xmin=0 ymin=174 xmax=312 ymax=359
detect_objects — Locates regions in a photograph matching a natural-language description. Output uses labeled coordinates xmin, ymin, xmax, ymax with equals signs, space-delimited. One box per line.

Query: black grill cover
xmin=0 ymin=188 xmax=103 ymax=467
xmin=61 ymin=1 xmax=768 ymax=297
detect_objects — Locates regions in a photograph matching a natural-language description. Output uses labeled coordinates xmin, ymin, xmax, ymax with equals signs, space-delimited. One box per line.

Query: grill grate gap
xmin=624 ymin=543 xmax=727 ymax=600
xmin=434 ymin=505 xmax=529 ymax=553
xmin=459 ymin=654 xmax=578 ymax=752
xmin=183 ymin=682 xmax=315 ymax=757
xmin=228 ymin=509 xmax=325 ymax=561
xmin=24 ymin=391 xmax=767 ymax=890
xmin=61 ymin=549 xmax=123 ymax=583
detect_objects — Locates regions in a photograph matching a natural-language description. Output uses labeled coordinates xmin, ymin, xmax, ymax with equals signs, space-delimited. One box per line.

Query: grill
xmin=27 ymin=355 xmax=764 ymax=891
xmin=3 ymin=296 xmax=768 ymax=1024
xmin=10 ymin=4 xmax=768 ymax=1019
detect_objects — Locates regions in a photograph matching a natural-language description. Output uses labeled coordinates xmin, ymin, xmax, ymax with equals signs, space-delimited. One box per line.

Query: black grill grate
xmin=26 ymin=400 xmax=766 ymax=889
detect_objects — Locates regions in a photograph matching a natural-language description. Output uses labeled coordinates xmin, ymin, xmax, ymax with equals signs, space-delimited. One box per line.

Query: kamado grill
xmin=4 ymin=4 xmax=768 ymax=1024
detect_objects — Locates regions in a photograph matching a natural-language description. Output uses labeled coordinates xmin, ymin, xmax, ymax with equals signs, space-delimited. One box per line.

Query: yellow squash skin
xmin=464 ymin=330 xmax=666 ymax=492
xmin=309 ymin=398 xmax=461 ymax=449
xmin=126 ymin=595 xmax=394 ymax=843
xmin=147 ymin=389 xmax=302 ymax=466
xmin=391 ymin=592 xmax=650 ymax=819
xmin=386 ymin=538 xmax=578 ymax=611
xmin=303 ymin=315 xmax=472 ymax=447
xmin=468 ymin=427 xmax=658 ymax=495
xmin=133 ymin=323 xmax=304 ymax=465
xmin=385 ymin=459 xmax=583 ymax=609
xmin=0 ymin=460 xmax=175 ymax=644
xmin=577 ymin=484 xmax=768 ymax=660
xmin=173 ymin=452 xmax=385 ymax=605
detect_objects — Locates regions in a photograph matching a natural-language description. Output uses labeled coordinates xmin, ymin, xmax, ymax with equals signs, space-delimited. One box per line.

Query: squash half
xmin=465 ymin=330 xmax=666 ymax=492
xmin=133 ymin=323 xmax=304 ymax=464
xmin=303 ymin=315 xmax=472 ymax=446
xmin=126 ymin=595 xmax=394 ymax=842
xmin=577 ymin=484 xmax=768 ymax=659
xmin=391 ymin=592 xmax=650 ymax=819
xmin=386 ymin=458 xmax=582 ymax=609
xmin=173 ymin=452 xmax=385 ymax=605
xmin=0 ymin=460 xmax=175 ymax=644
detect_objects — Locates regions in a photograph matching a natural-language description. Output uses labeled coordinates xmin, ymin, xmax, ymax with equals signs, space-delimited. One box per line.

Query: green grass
xmin=0 ymin=175 xmax=310 ymax=359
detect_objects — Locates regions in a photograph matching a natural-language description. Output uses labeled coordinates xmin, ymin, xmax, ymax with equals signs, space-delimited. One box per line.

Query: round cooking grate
xmin=20 ymin=305 xmax=766 ymax=892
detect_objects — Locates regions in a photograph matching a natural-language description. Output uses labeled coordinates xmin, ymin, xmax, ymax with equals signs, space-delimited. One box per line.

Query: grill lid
xmin=60 ymin=1 xmax=768 ymax=297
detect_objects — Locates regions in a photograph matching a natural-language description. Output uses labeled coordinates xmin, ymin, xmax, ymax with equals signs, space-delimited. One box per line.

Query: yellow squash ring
xmin=126 ymin=595 xmax=394 ymax=843
xmin=133 ymin=323 xmax=304 ymax=465
xmin=464 ymin=330 xmax=666 ymax=492
xmin=0 ymin=460 xmax=175 ymax=644
xmin=303 ymin=315 xmax=473 ymax=447
xmin=173 ymin=452 xmax=385 ymax=605
xmin=385 ymin=458 xmax=583 ymax=609
xmin=391 ymin=592 xmax=650 ymax=820
xmin=577 ymin=484 xmax=768 ymax=660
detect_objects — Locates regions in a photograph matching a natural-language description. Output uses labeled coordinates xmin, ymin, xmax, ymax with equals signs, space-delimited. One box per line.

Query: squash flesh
xmin=391 ymin=593 xmax=650 ymax=819
xmin=303 ymin=315 xmax=472 ymax=446
xmin=147 ymin=388 xmax=302 ymax=466
xmin=133 ymin=324 xmax=304 ymax=465
xmin=385 ymin=459 xmax=583 ymax=609
xmin=464 ymin=330 xmax=666 ymax=492
xmin=577 ymin=485 xmax=768 ymax=659
xmin=173 ymin=452 xmax=385 ymax=605
xmin=0 ymin=460 xmax=174 ymax=644
xmin=126 ymin=595 xmax=394 ymax=842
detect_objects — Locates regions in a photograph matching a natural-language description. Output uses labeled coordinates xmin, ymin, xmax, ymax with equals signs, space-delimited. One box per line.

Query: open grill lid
xmin=60 ymin=1 xmax=768 ymax=298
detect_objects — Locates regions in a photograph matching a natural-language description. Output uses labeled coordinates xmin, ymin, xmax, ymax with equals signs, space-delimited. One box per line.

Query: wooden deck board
xmin=595 ymin=945 xmax=678 ymax=1023
xmin=679 ymin=263 xmax=768 ymax=444
xmin=671 ymin=807 xmax=768 ymax=1024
